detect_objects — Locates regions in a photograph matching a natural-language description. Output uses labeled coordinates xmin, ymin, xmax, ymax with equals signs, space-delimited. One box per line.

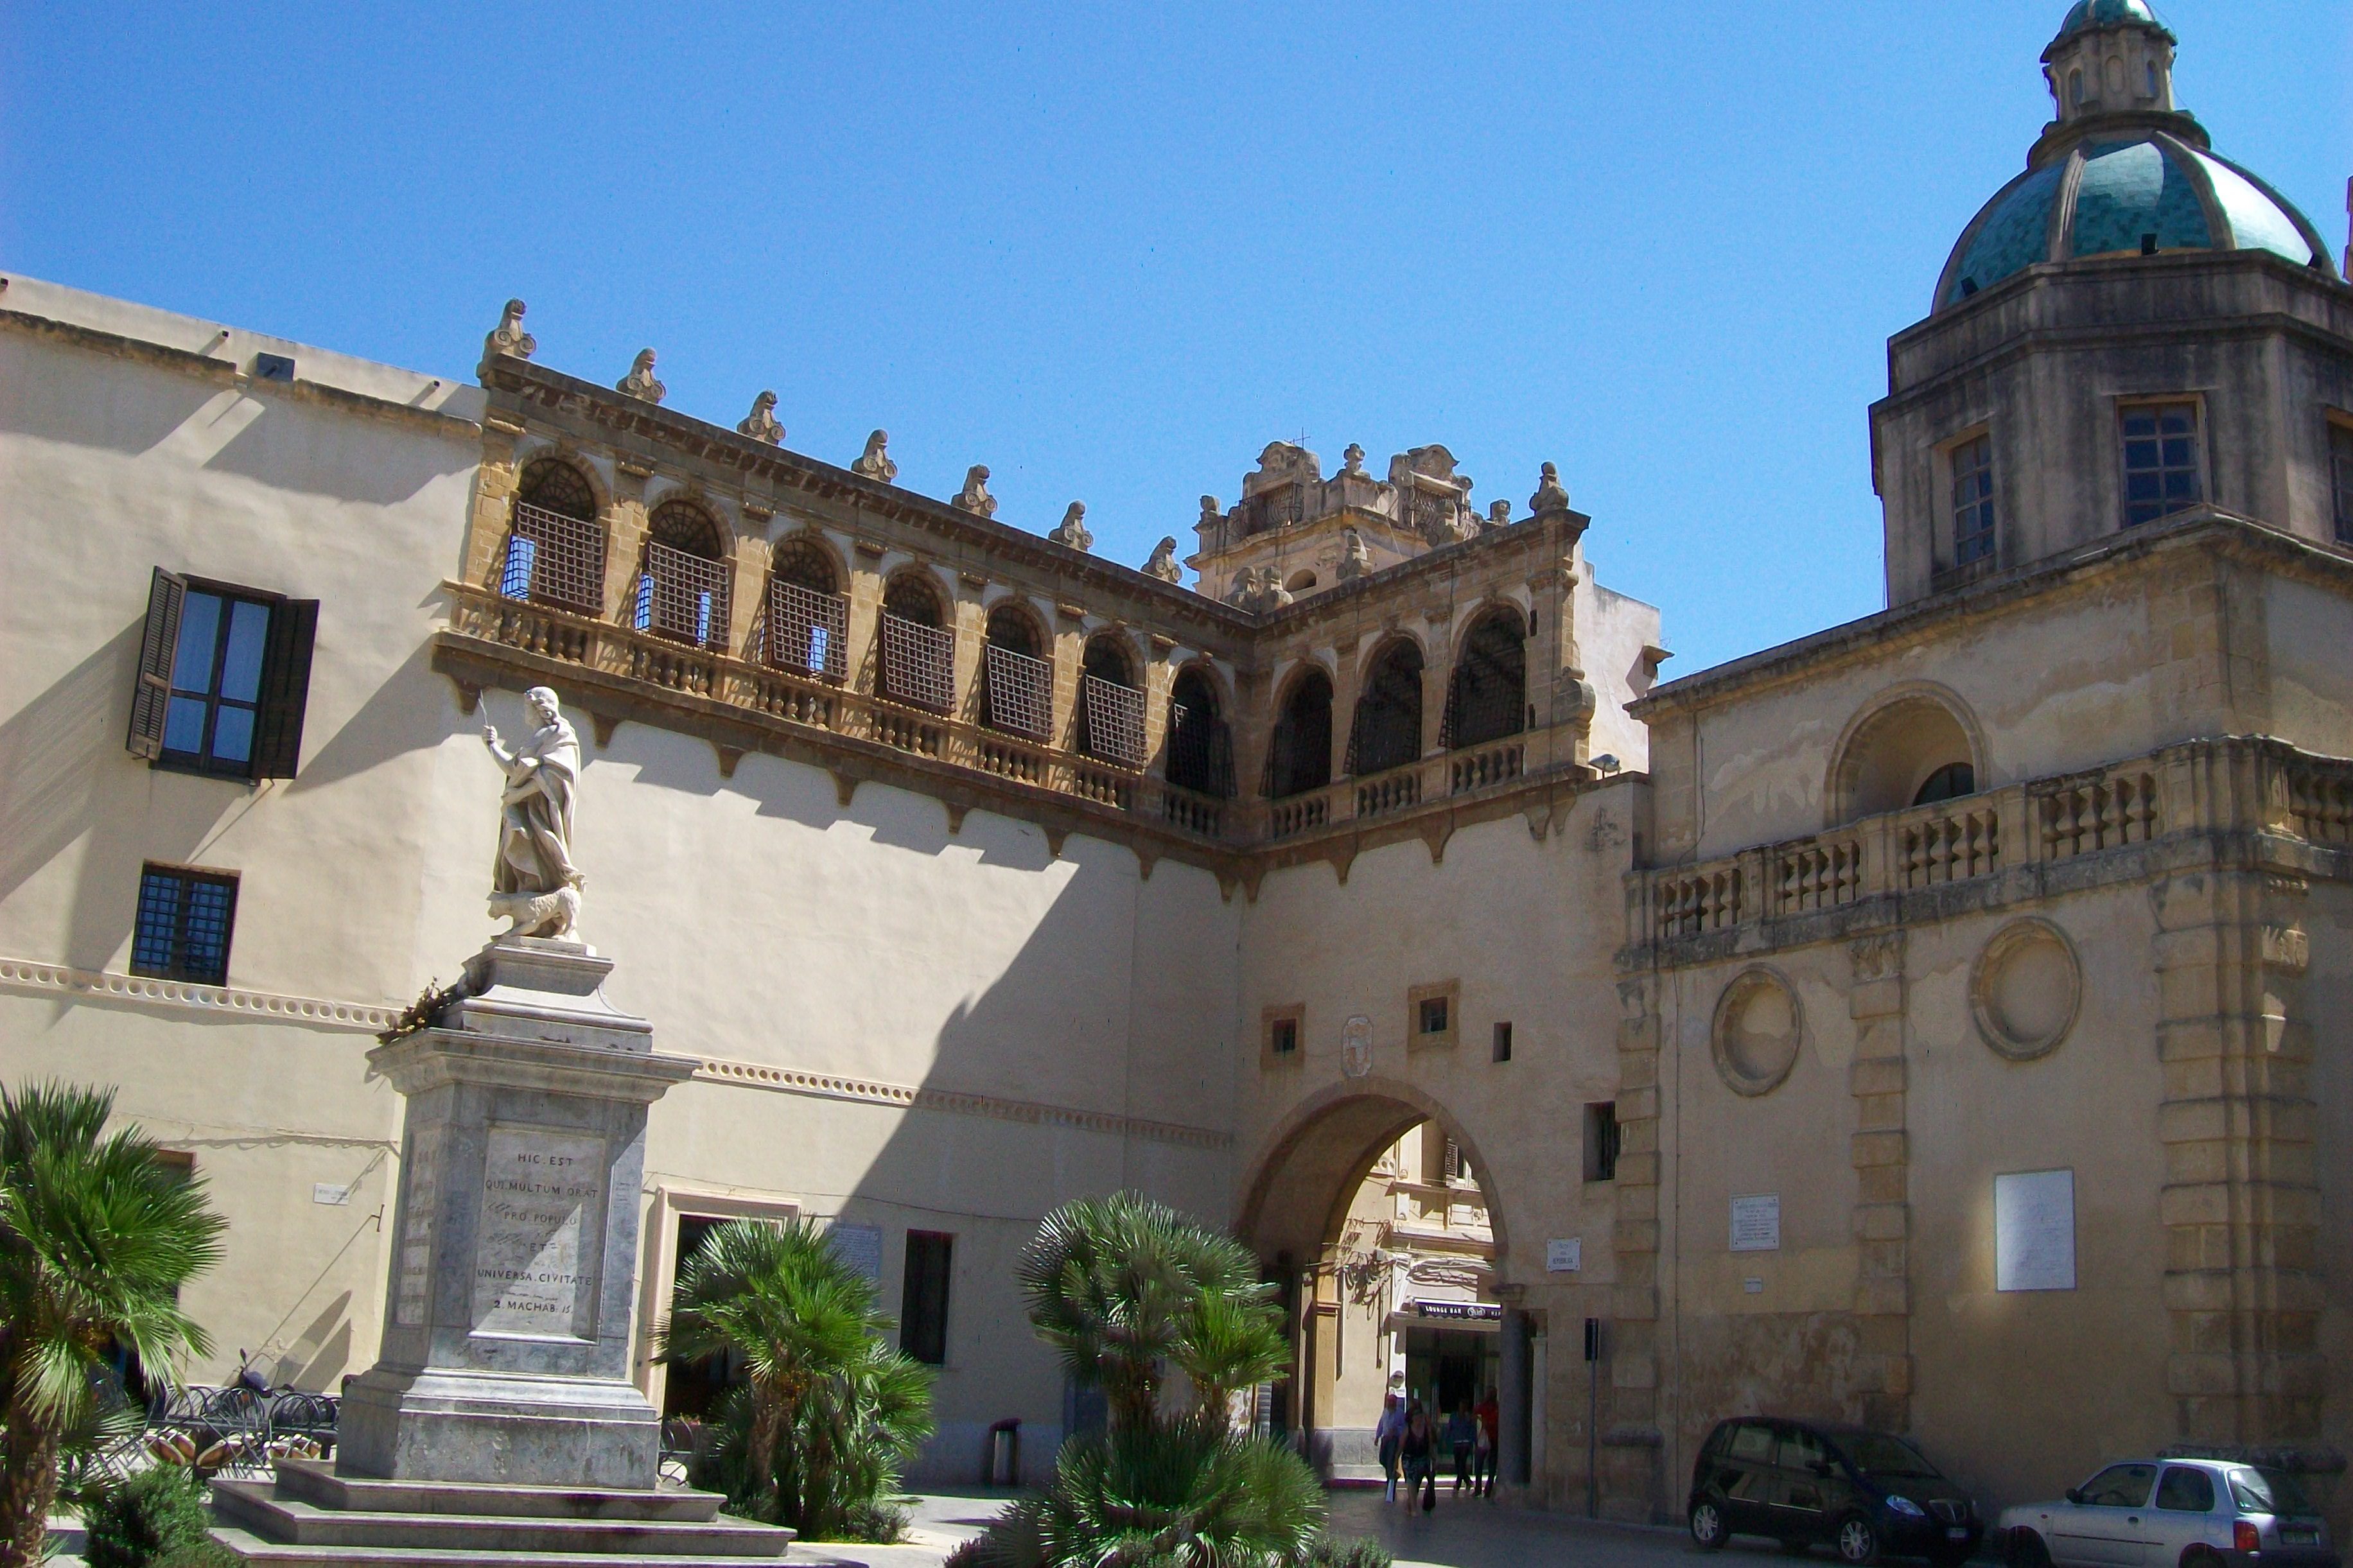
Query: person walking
xmin=1445 ymin=1400 xmax=1478 ymax=1495
xmin=1400 ymin=1403 xmax=1437 ymax=1513
xmin=1374 ymin=1393 xmax=1406 ymax=1503
xmin=1474 ymin=1386 xmax=1500 ymax=1497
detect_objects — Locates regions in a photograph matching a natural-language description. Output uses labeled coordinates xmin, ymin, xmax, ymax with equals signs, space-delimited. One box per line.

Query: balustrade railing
xmin=1355 ymin=766 xmax=1421 ymax=819
xmin=1449 ymin=738 xmax=1525 ymax=795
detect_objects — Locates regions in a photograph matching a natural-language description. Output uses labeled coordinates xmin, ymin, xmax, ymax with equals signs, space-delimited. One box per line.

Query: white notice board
xmin=1729 ymin=1194 xmax=1781 ymax=1253
xmin=1995 ymin=1169 xmax=2076 ymax=1292
xmin=1546 ymin=1238 xmax=1582 ymax=1273
xmin=828 ymin=1221 xmax=884 ymax=1284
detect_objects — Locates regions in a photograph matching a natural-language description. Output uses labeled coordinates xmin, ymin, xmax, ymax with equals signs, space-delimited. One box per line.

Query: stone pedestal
xmin=215 ymin=938 xmax=800 ymax=1565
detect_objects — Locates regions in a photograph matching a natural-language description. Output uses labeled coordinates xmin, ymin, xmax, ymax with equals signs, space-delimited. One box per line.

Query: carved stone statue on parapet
xmin=1530 ymin=461 xmax=1571 ymax=516
xmin=1489 ymin=500 xmax=1512 ymax=529
xmin=616 ymin=349 xmax=665 ymax=404
xmin=484 ymin=299 xmax=535 ymax=362
xmin=853 ymin=430 xmax=898 ymax=482
xmin=954 ymin=465 xmax=997 ymax=518
xmin=482 ymin=686 xmax=585 ymax=940
xmin=1337 ymin=527 xmax=1373 ymax=581
xmin=1050 ymin=501 xmax=1094 ymax=551
xmin=1144 ymin=536 xmax=1183 ymax=582
xmin=737 ymin=390 xmax=783 ymax=444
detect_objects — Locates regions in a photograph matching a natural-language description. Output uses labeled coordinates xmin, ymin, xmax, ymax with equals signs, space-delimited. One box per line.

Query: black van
xmin=1688 ymin=1416 xmax=1983 ymax=1565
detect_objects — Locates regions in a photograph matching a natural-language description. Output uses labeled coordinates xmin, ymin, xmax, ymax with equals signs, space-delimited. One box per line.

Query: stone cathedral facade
xmin=2 ymin=0 xmax=2347 ymax=1533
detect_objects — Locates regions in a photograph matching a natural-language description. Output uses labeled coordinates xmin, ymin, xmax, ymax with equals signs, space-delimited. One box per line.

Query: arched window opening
xmin=1440 ymin=610 xmax=1527 ymax=751
xmin=1285 ymin=570 xmax=1318 ymax=593
xmin=502 ymin=459 xmax=606 ymax=613
xmin=877 ymin=571 xmax=954 ymax=712
xmin=1266 ymin=668 xmax=1333 ymax=799
xmin=1079 ymin=635 xmax=1145 ymax=767
xmin=981 ymin=604 xmax=1051 ymax=740
xmin=1167 ymin=666 xmax=1234 ymax=799
xmin=1912 ymin=761 xmax=1977 ymax=806
xmin=1347 ymin=640 xmax=1424 ymax=777
xmin=765 ymin=535 xmax=845 ymax=679
xmin=1832 ymin=693 xmax=1979 ymax=824
xmin=634 ymin=500 xmax=731 ymax=650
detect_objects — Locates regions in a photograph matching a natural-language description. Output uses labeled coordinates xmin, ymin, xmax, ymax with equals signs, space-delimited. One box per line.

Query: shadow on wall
xmin=286 ymin=641 xmax=465 ymax=797
xmin=202 ymin=391 xmax=472 ymax=507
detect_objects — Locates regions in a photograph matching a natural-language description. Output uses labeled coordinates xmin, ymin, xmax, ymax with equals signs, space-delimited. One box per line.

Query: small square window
xmin=1948 ymin=433 xmax=1996 ymax=565
xmin=1419 ymin=997 xmax=1449 ymax=1035
xmin=2121 ymin=402 xmax=2203 ymax=527
xmin=1272 ymin=1018 xmax=1298 ymax=1056
xmin=1262 ymin=1004 xmax=1306 ymax=1070
xmin=1583 ymin=1102 xmax=1621 ymax=1183
xmin=2329 ymin=419 xmax=2353 ymax=546
xmin=1406 ymin=981 xmax=1458 ymax=1051
xmin=1492 ymin=1021 xmax=1513 ymax=1063
xmin=131 ymin=865 xmax=238 ymax=986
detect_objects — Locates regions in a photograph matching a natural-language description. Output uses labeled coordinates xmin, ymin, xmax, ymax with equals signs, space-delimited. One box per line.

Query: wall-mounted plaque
xmin=472 ymin=1124 xmax=606 ymax=1337
xmin=1995 ymin=1169 xmax=2076 ymax=1292
xmin=1546 ymin=1238 xmax=1583 ymax=1273
xmin=829 ymin=1221 xmax=883 ymax=1284
xmin=1342 ymin=1015 xmax=1373 ymax=1079
xmin=1729 ymin=1193 xmax=1781 ymax=1253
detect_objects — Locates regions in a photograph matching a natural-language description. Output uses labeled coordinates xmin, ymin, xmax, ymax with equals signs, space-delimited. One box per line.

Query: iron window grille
xmin=1167 ymin=702 xmax=1236 ymax=797
xmin=128 ymin=568 xmax=317 ymax=780
xmin=900 ymin=1232 xmax=954 ymax=1366
xmin=1408 ymin=489 xmax=1458 ymax=537
xmin=2121 ymin=403 xmax=2203 ymax=527
xmin=1264 ymin=676 xmax=1333 ymax=798
xmin=1439 ymin=618 xmax=1526 ymax=752
xmin=132 ymin=864 xmax=238 ymax=986
xmin=1346 ymin=647 xmax=1424 ymax=776
xmin=879 ymin=611 xmax=955 ymax=713
xmin=764 ymin=577 xmax=847 ymax=679
xmin=501 ymin=500 xmax=608 ymax=614
xmin=1950 ymin=433 xmax=1997 ymax=564
xmin=983 ymin=643 xmax=1053 ymax=739
xmin=1240 ymin=484 xmax=1303 ymax=537
xmin=2331 ymin=421 xmax=2353 ymax=545
xmin=1080 ymin=675 xmax=1146 ymax=768
xmin=634 ymin=539 xmax=732 ymax=650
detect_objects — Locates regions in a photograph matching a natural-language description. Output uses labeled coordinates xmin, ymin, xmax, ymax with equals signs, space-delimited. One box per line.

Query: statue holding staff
xmin=482 ymin=686 xmax=585 ymax=939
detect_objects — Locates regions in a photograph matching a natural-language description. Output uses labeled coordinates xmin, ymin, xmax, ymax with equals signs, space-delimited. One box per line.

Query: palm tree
xmin=658 ymin=1217 xmax=927 ymax=1531
xmin=0 ymin=1082 xmax=225 ymax=1568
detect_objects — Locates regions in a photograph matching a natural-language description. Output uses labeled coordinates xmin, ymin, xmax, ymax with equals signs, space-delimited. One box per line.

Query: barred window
xmin=1078 ymin=636 xmax=1144 ymax=767
xmin=132 ymin=864 xmax=238 ymax=985
xmin=502 ymin=460 xmax=606 ymax=614
xmin=2331 ymin=420 xmax=2353 ymax=545
xmin=763 ymin=536 xmax=845 ymax=679
xmin=1166 ymin=666 xmax=1235 ymax=798
xmin=982 ymin=605 xmax=1051 ymax=739
xmin=1347 ymin=639 xmax=1423 ymax=776
xmin=634 ymin=501 xmax=731 ymax=650
xmin=1950 ymin=433 xmax=1997 ymax=564
xmin=1439 ymin=609 xmax=1525 ymax=752
xmin=2121 ymin=403 xmax=2203 ymax=527
xmin=878 ymin=573 xmax=954 ymax=712
xmin=1265 ymin=667 xmax=1333 ymax=799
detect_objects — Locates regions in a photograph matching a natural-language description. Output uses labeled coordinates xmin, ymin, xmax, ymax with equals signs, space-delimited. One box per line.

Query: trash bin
xmin=986 ymin=1418 xmax=1021 ymax=1488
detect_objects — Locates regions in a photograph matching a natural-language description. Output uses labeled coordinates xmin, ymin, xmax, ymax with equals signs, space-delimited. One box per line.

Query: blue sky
xmin=5 ymin=2 xmax=2346 ymax=673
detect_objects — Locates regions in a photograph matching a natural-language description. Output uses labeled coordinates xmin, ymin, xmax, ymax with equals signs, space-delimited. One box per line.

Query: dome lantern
xmin=2041 ymin=1 xmax=2178 ymax=128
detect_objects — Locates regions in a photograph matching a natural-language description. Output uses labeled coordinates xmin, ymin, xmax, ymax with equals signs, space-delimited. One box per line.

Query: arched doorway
xmin=1236 ymin=1082 xmax=1518 ymax=1483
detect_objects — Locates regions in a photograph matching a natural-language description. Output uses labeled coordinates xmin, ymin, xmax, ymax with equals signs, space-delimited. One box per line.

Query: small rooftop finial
xmin=1342 ymin=443 xmax=1366 ymax=476
xmin=1489 ymin=500 xmax=1512 ymax=528
xmin=1143 ymin=537 xmax=1182 ymax=583
xmin=737 ymin=390 xmax=783 ymax=444
xmin=1530 ymin=462 xmax=1571 ymax=516
xmin=617 ymin=349 xmax=665 ymax=404
xmin=485 ymin=299 xmax=535 ymax=362
xmin=954 ymin=465 xmax=997 ymax=518
xmin=1050 ymin=501 xmax=1093 ymax=552
xmin=853 ymin=430 xmax=898 ymax=482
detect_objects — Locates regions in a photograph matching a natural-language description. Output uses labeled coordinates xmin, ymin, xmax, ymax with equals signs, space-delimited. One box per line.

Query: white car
xmin=2001 ymin=1458 xmax=2336 ymax=1568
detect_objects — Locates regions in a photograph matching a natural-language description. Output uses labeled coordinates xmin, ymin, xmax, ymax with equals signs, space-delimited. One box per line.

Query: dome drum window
xmin=1949 ymin=434 xmax=1997 ymax=567
xmin=2121 ymin=402 xmax=2203 ymax=527
xmin=2327 ymin=420 xmax=2353 ymax=546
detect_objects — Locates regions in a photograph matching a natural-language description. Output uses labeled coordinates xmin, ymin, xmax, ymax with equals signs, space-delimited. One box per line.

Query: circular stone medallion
xmin=1972 ymin=918 xmax=2082 ymax=1061
xmin=1710 ymin=968 xmax=1803 ymax=1096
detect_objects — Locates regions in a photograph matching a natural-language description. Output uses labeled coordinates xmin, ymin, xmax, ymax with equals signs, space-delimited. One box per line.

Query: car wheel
xmin=2007 ymin=1529 xmax=2051 ymax=1568
xmin=1834 ymin=1514 xmax=1882 ymax=1567
xmin=1689 ymin=1500 xmax=1729 ymax=1551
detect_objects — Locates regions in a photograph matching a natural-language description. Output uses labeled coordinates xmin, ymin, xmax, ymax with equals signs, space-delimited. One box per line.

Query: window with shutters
xmin=128 ymin=568 xmax=318 ymax=780
xmin=900 ymin=1231 xmax=954 ymax=1366
xmin=131 ymin=864 xmax=239 ymax=985
xmin=1347 ymin=638 xmax=1424 ymax=776
xmin=1440 ymin=610 xmax=1526 ymax=752
xmin=1078 ymin=636 xmax=1145 ymax=767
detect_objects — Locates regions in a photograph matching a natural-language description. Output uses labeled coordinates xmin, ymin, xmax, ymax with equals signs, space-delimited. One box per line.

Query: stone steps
xmin=270 ymin=1459 xmax=725 ymax=1523
xmin=213 ymin=1485 xmax=787 ymax=1558
xmin=209 ymin=1523 xmax=805 ymax=1568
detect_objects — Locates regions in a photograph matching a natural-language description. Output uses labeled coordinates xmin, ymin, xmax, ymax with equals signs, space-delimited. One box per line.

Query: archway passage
xmin=1236 ymin=1085 xmax=1510 ymax=1484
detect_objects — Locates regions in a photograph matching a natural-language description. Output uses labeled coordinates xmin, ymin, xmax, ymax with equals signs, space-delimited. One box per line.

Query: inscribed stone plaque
xmin=1995 ymin=1168 xmax=2076 ymax=1292
xmin=471 ymin=1124 xmax=606 ymax=1337
xmin=1729 ymin=1193 xmax=1781 ymax=1253
xmin=394 ymin=1127 xmax=442 ymax=1327
xmin=1546 ymin=1238 xmax=1582 ymax=1273
xmin=830 ymin=1222 xmax=883 ymax=1284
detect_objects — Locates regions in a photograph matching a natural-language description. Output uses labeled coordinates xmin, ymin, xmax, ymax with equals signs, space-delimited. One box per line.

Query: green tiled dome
xmin=1936 ymin=134 xmax=2329 ymax=309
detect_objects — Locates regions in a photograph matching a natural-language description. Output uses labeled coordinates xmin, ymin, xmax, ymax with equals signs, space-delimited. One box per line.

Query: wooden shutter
xmin=127 ymin=567 xmax=188 ymax=758
xmin=252 ymin=598 xmax=319 ymax=779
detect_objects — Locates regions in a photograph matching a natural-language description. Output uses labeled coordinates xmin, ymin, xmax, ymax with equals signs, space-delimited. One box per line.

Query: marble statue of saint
xmin=482 ymin=686 xmax=585 ymax=939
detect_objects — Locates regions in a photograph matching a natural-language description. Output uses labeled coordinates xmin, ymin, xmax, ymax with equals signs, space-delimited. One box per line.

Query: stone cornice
xmin=0 ymin=956 xmax=397 ymax=1031
xmin=1631 ymin=511 xmax=2353 ymax=722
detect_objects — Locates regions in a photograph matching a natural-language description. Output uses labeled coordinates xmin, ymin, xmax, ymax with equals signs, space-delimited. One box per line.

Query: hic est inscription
xmin=471 ymin=1125 xmax=606 ymax=1337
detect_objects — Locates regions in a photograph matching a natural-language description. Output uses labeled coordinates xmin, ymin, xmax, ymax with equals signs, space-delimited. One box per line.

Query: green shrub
xmin=1305 ymin=1535 xmax=1392 ymax=1568
xmin=81 ymin=1467 xmax=214 ymax=1568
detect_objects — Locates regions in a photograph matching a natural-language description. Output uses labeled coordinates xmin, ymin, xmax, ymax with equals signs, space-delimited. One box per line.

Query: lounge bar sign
xmin=1412 ymin=1299 xmax=1503 ymax=1323
xmin=471 ymin=1124 xmax=604 ymax=1337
